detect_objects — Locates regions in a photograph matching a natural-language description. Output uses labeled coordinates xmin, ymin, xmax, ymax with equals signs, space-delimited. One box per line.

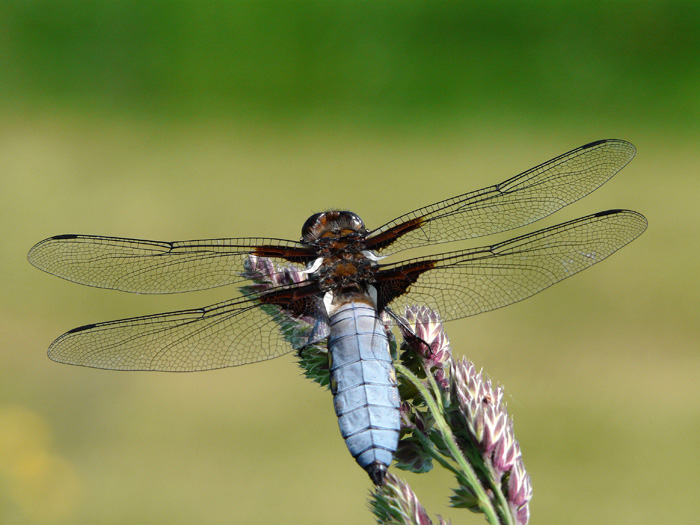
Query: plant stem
xmin=395 ymin=362 xmax=506 ymax=525
xmin=411 ymin=426 xmax=462 ymax=477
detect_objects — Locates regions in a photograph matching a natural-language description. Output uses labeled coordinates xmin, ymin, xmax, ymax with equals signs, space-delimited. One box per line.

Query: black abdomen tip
xmin=366 ymin=461 xmax=388 ymax=486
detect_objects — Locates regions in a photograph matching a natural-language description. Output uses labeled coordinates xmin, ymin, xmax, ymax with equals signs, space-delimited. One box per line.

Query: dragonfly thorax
xmin=314 ymin=250 xmax=378 ymax=294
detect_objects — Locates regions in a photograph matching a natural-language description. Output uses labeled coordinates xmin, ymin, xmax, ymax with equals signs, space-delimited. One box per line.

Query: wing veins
xmin=47 ymin=279 xmax=321 ymax=371
xmin=369 ymin=140 xmax=636 ymax=254
xmin=28 ymin=234 xmax=309 ymax=294
xmin=378 ymin=209 xmax=647 ymax=322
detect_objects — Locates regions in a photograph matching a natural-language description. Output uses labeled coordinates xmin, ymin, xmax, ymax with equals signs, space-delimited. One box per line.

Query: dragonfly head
xmin=301 ymin=210 xmax=366 ymax=244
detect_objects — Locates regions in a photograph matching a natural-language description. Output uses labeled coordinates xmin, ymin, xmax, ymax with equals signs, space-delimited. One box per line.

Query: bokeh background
xmin=2 ymin=2 xmax=699 ymax=523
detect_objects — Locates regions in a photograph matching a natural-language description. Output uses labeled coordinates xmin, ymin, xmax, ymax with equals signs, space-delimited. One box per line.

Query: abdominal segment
xmin=327 ymin=301 xmax=400 ymax=485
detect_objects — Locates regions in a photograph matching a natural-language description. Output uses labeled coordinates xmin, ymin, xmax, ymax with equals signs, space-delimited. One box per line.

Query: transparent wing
xmin=47 ymin=283 xmax=325 ymax=371
xmin=27 ymin=235 xmax=315 ymax=294
xmin=376 ymin=210 xmax=647 ymax=321
xmin=367 ymin=140 xmax=636 ymax=254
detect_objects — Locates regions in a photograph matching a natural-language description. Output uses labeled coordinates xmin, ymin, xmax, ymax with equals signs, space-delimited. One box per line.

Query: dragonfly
xmin=28 ymin=139 xmax=647 ymax=485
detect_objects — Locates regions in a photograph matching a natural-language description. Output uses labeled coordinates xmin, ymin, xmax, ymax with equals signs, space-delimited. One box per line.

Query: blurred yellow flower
xmin=0 ymin=406 xmax=83 ymax=523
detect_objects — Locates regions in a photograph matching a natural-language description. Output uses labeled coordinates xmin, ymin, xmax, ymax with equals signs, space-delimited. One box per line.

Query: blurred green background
xmin=2 ymin=1 xmax=698 ymax=523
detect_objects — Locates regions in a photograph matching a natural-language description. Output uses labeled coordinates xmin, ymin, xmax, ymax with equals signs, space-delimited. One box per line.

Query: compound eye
xmin=343 ymin=211 xmax=365 ymax=231
xmin=347 ymin=213 xmax=365 ymax=231
xmin=301 ymin=212 xmax=325 ymax=241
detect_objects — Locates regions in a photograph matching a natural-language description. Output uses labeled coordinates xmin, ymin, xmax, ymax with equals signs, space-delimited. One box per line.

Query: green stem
xmin=422 ymin=361 xmax=445 ymax=413
xmin=395 ymin=362 xmax=504 ymax=525
xmin=411 ymin=426 xmax=461 ymax=478
xmin=484 ymin=463 xmax=514 ymax=525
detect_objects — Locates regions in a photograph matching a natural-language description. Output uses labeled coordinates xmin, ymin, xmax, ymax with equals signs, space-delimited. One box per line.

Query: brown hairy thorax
xmin=300 ymin=211 xmax=378 ymax=295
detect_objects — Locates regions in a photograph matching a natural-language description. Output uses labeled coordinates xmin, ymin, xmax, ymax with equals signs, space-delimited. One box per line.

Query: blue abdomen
xmin=328 ymin=301 xmax=400 ymax=485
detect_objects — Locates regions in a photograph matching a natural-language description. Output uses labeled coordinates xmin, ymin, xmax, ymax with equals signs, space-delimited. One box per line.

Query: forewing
xmin=47 ymin=282 xmax=325 ymax=371
xmin=367 ymin=140 xmax=636 ymax=253
xmin=28 ymin=234 xmax=315 ymax=294
xmin=376 ymin=210 xmax=647 ymax=321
